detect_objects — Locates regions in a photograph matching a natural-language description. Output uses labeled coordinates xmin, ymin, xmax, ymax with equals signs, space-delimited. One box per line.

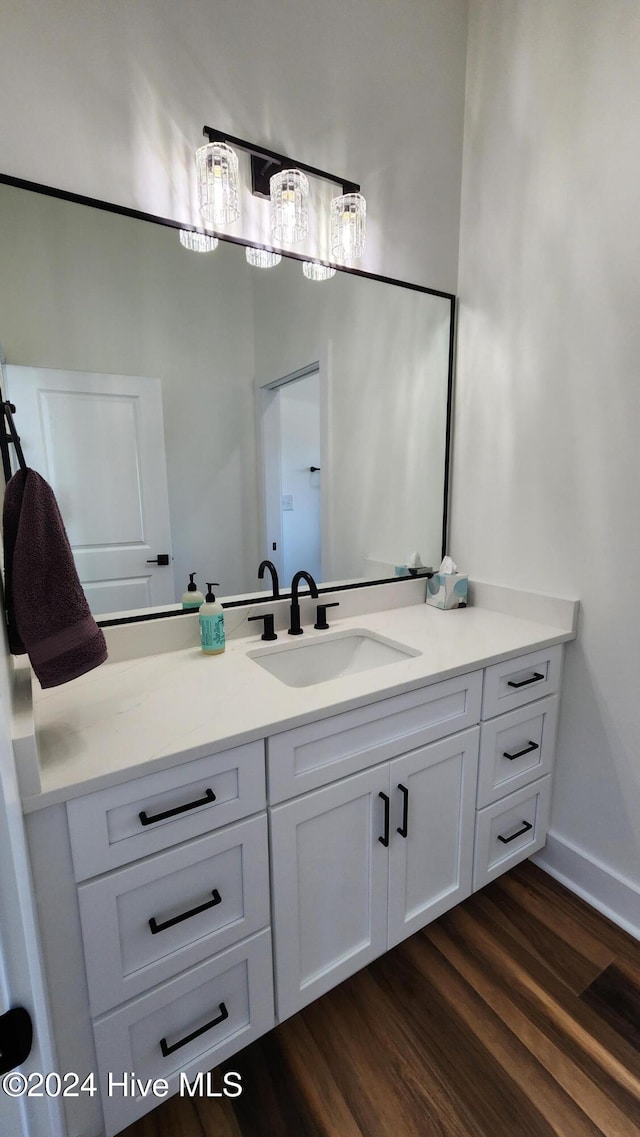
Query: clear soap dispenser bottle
xmin=182 ymin=572 xmax=204 ymax=610
xmin=199 ymin=583 xmax=225 ymax=654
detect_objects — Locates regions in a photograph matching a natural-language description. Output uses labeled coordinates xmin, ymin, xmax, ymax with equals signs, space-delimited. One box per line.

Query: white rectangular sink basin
xmin=248 ymin=628 xmax=421 ymax=688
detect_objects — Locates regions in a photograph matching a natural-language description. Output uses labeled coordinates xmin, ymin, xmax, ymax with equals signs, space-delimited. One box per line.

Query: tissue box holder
xmin=426 ymin=572 xmax=468 ymax=609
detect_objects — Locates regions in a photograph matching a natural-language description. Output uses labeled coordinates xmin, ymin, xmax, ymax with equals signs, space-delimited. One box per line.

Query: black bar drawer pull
xmin=378 ymin=792 xmax=390 ymax=847
xmin=497 ymin=819 xmax=533 ymax=845
xmin=149 ymin=889 xmax=222 ymax=935
xmin=397 ymin=784 xmax=409 ymax=838
xmin=503 ymin=740 xmax=539 ymax=761
xmin=507 ymin=672 xmax=544 ymax=689
xmin=159 ymin=1002 xmax=228 ymax=1057
xmin=139 ymin=787 xmax=216 ymax=826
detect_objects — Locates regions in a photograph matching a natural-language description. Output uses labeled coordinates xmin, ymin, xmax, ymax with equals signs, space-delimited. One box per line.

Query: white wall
xmin=454 ymin=0 xmax=640 ymax=926
xmin=0 ymin=0 xmax=468 ymax=292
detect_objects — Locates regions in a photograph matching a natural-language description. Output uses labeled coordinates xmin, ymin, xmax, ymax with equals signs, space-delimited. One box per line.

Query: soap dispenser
xmin=199 ymin=583 xmax=225 ymax=655
xmin=182 ymin=572 xmax=204 ymax=610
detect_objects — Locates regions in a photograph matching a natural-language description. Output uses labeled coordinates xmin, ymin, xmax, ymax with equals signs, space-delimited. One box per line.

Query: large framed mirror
xmin=0 ymin=174 xmax=454 ymax=620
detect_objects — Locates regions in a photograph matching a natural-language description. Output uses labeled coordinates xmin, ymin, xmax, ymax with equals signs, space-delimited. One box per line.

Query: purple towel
xmin=3 ymin=468 xmax=108 ymax=688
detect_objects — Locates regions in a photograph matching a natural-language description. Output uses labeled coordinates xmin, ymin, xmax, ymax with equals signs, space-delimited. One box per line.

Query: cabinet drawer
xmin=67 ymin=741 xmax=265 ymax=880
xmin=78 ymin=815 xmax=270 ymax=1015
xmin=477 ymin=696 xmax=558 ymax=808
xmin=268 ymin=671 xmax=482 ymax=803
xmin=473 ymin=775 xmax=552 ymax=890
xmin=481 ymin=646 xmax=562 ymax=719
xmin=94 ymin=928 xmax=274 ymax=1136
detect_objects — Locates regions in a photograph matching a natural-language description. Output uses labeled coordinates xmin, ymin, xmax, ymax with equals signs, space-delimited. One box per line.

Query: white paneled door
xmin=387 ymin=730 xmax=479 ymax=947
xmin=270 ymin=765 xmax=390 ymax=1022
xmin=5 ymin=367 xmax=174 ymax=614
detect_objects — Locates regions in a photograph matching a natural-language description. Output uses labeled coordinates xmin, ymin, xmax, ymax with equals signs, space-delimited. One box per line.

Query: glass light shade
xmin=179 ymin=229 xmax=219 ymax=253
xmin=196 ymin=142 xmax=240 ymax=225
xmin=270 ymin=168 xmax=309 ymax=244
xmin=302 ymin=261 xmax=336 ymax=281
xmin=330 ymin=192 xmax=367 ymax=261
xmin=245 ymin=247 xmax=282 ymax=269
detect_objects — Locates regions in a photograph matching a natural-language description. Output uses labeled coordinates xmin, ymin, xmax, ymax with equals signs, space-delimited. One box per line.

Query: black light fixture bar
xmin=202 ymin=126 xmax=360 ymax=199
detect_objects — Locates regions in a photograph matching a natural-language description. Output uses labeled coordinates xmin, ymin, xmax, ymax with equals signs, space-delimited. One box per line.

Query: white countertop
xmin=19 ymin=592 xmax=578 ymax=812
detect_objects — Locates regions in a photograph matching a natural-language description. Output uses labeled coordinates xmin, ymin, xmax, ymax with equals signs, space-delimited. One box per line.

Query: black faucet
xmin=258 ymin=559 xmax=280 ymax=599
xmin=288 ymin=570 xmax=319 ymax=635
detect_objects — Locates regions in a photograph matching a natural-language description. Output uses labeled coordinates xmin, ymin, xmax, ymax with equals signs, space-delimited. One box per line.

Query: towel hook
xmin=1 ymin=399 xmax=27 ymax=481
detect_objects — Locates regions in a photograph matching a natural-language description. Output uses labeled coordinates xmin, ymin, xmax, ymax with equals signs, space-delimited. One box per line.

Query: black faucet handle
xmin=314 ymin=602 xmax=340 ymax=630
xmin=248 ymin=613 xmax=277 ymax=641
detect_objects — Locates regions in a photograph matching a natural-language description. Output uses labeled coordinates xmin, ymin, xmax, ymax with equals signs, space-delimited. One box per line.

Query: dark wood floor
xmin=121 ymin=862 xmax=640 ymax=1137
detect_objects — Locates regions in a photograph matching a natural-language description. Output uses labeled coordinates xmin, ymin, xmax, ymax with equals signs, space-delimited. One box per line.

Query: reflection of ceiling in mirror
xmin=0 ymin=178 xmax=452 ymax=618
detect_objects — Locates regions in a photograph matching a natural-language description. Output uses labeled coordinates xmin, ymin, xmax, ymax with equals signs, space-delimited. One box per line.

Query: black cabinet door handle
xmin=507 ymin=672 xmax=544 ymax=689
xmin=159 ymin=1002 xmax=228 ymax=1057
xmin=497 ymin=819 xmax=533 ymax=845
xmin=397 ymin=784 xmax=409 ymax=838
xmin=378 ymin=792 xmax=390 ymax=847
xmin=149 ymin=889 xmax=222 ymax=935
xmin=503 ymin=740 xmax=539 ymax=761
xmin=139 ymin=787 xmax=216 ymax=827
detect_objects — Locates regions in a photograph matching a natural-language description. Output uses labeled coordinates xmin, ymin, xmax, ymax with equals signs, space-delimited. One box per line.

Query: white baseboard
xmin=532 ymin=832 xmax=640 ymax=943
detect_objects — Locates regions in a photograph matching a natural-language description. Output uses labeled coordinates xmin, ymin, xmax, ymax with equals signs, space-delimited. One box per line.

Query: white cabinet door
xmin=270 ymin=765 xmax=390 ymax=1021
xmin=387 ymin=728 xmax=479 ymax=949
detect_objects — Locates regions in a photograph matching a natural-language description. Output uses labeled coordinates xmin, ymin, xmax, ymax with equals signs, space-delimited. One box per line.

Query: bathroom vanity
xmin=13 ymin=582 xmax=577 ymax=1136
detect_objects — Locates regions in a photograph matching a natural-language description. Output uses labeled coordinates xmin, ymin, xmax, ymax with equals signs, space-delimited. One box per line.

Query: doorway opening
xmin=258 ymin=363 xmax=325 ymax=586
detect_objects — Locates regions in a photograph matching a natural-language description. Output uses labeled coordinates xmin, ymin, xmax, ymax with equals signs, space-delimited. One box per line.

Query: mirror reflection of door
xmin=260 ymin=366 xmax=322 ymax=585
xmin=4 ymin=366 xmax=175 ymax=616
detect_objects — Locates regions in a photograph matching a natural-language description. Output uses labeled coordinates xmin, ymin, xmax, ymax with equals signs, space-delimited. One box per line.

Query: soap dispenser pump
xmin=199 ymin=583 xmax=225 ymax=655
xmin=182 ymin=572 xmax=204 ymax=610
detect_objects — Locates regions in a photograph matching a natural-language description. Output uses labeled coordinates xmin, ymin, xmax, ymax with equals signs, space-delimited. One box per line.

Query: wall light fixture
xmin=245 ymin=247 xmax=282 ymax=269
xmin=199 ymin=127 xmax=366 ymax=262
xmin=196 ymin=140 xmax=240 ymax=226
xmin=179 ymin=229 xmax=219 ymax=253
xmin=302 ymin=261 xmax=336 ymax=281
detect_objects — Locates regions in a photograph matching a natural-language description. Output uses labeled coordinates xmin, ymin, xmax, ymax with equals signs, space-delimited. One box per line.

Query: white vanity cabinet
xmin=27 ymin=739 xmax=275 ymax=1137
xmin=473 ymin=648 xmax=561 ymax=887
xmin=267 ymin=671 xmax=483 ymax=1020
xmin=22 ymin=624 xmax=567 ymax=1137
xmin=268 ymin=644 xmax=563 ymax=1022
xmin=270 ymin=728 xmax=480 ymax=1020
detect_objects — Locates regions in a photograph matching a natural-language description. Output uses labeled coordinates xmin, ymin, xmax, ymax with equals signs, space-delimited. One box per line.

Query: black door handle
xmin=0 ymin=1007 xmax=33 ymax=1075
xmin=160 ymin=1002 xmax=228 ymax=1057
xmin=503 ymin=740 xmax=539 ymax=761
xmin=497 ymin=819 xmax=533 ymax=845
xmin=378 ymin=792 xmax=390 ymax=847
xmin=397 ymin=784 xmax=409 ymax=838
xmin=149 ymin=889 xmax=222 ymax=934
xmin=139 ymin=787 xmax=216 ymax=826
xmin=507 ymin=672 xmax=544 ymax=689
xmin=147 ymin=554 xmax=170 ymax=565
